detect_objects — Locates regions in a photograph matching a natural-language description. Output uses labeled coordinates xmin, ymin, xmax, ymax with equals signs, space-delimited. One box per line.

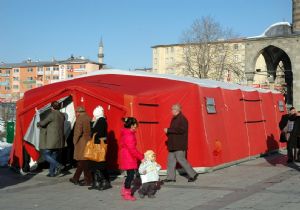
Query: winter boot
xmin=122 ymin=189 xmax=136 ymax=201
xmin=99 ymin=179 xmax=112 ymax=191
xmin=120 ymin=181 xmax=126 ymax=196
xmin=88 ymin=171 xmax=101 ymax=190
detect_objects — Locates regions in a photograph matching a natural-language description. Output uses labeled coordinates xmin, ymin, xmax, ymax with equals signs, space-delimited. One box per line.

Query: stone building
xmin=152 ymin=0 xmax=300 ymax=108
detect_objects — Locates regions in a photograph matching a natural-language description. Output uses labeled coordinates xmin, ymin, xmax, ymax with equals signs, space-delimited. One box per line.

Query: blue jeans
xmin=41 ymin=149 xmax=60 ymax=176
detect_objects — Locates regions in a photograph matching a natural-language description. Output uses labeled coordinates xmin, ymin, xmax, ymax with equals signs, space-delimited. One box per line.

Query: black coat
xmin=166 ymin=113 xmax=188 ymax=151
xmin=289 ymin=116 xmax=300 ymax=147
xmin=279 ymin=114 xmax=289 ymax=131
xmin=91 ymin=117 xmax=107 ymax=144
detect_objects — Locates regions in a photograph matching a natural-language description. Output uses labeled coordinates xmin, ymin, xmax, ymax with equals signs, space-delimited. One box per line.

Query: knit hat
xmin=76 ymin=106 xmax=85 ymax=113
xmin=93 ymin=105 xmax=104 ymax=120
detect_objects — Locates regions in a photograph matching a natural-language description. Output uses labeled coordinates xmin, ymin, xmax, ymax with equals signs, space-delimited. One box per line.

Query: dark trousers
xmin=139 ymin=182 xmax=157 ymax=196
xmin=287 ymin=140 xmax=297 ymax=161
xmin=88 ymin=161 xmax=110 ymax=181
xmin=124 ymin=169 xmax=135 ymax=189
xmin=73 ymin=160 xmax=92 ymax=184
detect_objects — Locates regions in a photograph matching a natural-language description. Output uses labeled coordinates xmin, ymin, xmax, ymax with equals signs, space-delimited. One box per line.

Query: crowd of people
xmin=37 ymin=101 xmax=198 ymax=201
xmin=35 ymin=99 xmax=300 ymax=201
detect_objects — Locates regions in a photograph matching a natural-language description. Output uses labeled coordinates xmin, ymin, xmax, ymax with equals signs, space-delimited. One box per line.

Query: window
xmin=27 ymin=77 xmax=34 ymax=81
xmin=165 ymin=48 xmax=169 ymax=54
xmin=206 ymin=97 xmax=217 ymax=114
xmin=6 ymin=69 xmax=10 ymax=74
xmin=234 ymin=55 xmax=239 ymax=62
xmin=170 ymin=57 xmax=174 ymax=64
xmin=13 ymin=77 xmax=19 ymax=81
xmin=234 ymin=44 xmax=239 ymax=50
xmin=278 ymin=100 xmax=285 ymax=112
xmin=38 ymin=67 xmax=43 ymax=71
xmin=27 ymin=85 xmax=33 ymax=89
xmin=67 ymin=74 xmax=73 ymax=78
xmin=171 ymin=47 xmax=174 ymax=53
xmin=80 ymin=64 xmax=86 ymax=69
xmin=52 ymin=76 xmax=59 ymax=80
xmin=46 ymin=67 xmax=51 ymax=71
xmin=53 ymin=67 xmax=59 ymax=70
xmin=27 ymin=68 xmax=33 ymax=72
xmin=67 ymin=65 xmax=73 ymax=70
xmin=5 ymin=86 xmax=10 ymax=90
xmin=46 ymin=76 xmax=51 ymax=80
xmin=13 ymin=68 xmax=19 ymax=73
xmin=13 ymin=85 xmax=19 ymax=89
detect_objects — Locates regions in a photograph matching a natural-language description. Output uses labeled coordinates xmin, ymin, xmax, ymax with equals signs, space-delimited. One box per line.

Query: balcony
xmin=23 ymin=80 xmax=36 ymax=84
xmin=0 ymin=73 xmax=10 ymax=77
xmin=37 ymin=71 xmax=44 ymax=75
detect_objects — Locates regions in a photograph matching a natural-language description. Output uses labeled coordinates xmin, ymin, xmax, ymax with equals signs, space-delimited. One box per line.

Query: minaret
xmin=293 ymin=0 xmax=300 ymax=33
xmin=98 ymin=38 xmax=104 ymax=64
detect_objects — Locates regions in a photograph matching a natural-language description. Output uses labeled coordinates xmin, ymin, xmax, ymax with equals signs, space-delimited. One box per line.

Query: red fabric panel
xmin=259 ymin=92 xmax=281 ymax=152
xmin=199 ymin=87 xmax=229 ymax=167
xmin=24 ymin=142 xmax=40 ymax=161
xmin=242 ymin=91 xmax=267 ymax=156
xmin=221 ymin=89 xmax=250 ymax=161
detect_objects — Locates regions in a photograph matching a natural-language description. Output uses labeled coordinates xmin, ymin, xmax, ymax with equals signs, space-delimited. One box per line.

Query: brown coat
xmin=166 ymin=112 xmax=188 ymax=151
xmin=73 ymin=112 xmax=91 ymax=160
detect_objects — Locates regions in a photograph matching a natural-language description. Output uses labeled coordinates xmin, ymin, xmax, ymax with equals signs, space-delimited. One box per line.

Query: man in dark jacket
xmin=163 ymin=103 xmax=198 ymax=182
xmin=288 ymin=111 xmax=300 ymax=162
xmin=279 ymin=107 xmax=296 ymax=130
xmin=279 ymin=107 xmax=298 ymax=163
xmin=37 ymin=101 xmax=65 ymax=177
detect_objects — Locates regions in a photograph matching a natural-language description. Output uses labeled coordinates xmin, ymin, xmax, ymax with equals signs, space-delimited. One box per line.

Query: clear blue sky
xmin=0 ymin=0 xmax=292 ymax=70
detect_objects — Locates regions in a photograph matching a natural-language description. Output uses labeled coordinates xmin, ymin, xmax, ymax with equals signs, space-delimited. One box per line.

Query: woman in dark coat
xmin=88 ymin=105 xmax=112 ymax=191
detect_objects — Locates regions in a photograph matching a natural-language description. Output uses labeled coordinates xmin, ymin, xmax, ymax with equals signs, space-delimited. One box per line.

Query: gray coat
xmin=38 ymin=110 xmax=65 ymax=150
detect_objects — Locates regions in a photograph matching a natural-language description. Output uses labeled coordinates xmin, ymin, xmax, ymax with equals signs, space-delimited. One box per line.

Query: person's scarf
xmin=92 ymin=106 xmax=104 ymax=127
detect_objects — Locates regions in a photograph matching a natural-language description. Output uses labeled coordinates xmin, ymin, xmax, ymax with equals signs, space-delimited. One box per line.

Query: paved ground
xmin=1 ymin=151 xmax=300 ymax=210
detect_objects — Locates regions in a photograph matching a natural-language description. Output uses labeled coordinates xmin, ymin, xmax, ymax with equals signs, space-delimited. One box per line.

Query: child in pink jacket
xmin=120 ymin=117 xmax=144 ymax=201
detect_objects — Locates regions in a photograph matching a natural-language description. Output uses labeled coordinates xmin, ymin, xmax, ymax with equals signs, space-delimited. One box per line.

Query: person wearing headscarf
xmin=88 ymin=105 xmax=112 ymax=191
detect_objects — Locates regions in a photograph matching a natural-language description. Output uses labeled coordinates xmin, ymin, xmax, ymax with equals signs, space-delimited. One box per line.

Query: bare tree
xmin=179 ymin=16 xmax=243 ymax=82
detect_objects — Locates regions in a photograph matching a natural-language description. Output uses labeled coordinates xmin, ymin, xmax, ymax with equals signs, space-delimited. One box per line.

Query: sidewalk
xmin=1 ymin=151 xmax=300 ymax=210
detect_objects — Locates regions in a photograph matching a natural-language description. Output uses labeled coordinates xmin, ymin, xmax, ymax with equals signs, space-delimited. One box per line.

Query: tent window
xmin=206 ymin=97 xmax=216 ymax=114
xmin=278 ymin=100 xmax=285 ymax=112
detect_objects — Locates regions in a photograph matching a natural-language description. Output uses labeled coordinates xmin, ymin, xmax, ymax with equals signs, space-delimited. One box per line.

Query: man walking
xmin=38 ymin=101 xmax=65 ymax=177
xmin=164 ymin=103 xmax=198 ymax=182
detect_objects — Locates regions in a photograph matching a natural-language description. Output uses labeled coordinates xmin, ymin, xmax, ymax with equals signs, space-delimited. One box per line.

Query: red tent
xmin=9 ymin=70 xmax=286 ymax=171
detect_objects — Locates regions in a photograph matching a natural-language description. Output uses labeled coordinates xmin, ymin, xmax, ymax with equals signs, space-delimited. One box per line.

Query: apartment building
xmin=0 ymin=56 xmax=103 ymax=101
xmin=152 ymin=39 xmax=246 ymax=83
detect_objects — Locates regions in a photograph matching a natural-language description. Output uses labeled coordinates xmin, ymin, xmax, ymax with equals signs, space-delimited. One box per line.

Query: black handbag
xmin=279 ymin=132 xmax=287 ymax=143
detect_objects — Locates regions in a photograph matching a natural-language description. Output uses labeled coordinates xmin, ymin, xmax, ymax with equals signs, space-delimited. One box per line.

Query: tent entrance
xmin=24 ymin=95 xmax=75 ymax=151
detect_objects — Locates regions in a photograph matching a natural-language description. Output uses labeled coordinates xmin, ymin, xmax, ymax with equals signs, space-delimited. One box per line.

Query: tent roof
xmin=74 ymin=69 xmax=280 ymax=94
xmin=23 ymin=69 xmax=280 ymax=106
